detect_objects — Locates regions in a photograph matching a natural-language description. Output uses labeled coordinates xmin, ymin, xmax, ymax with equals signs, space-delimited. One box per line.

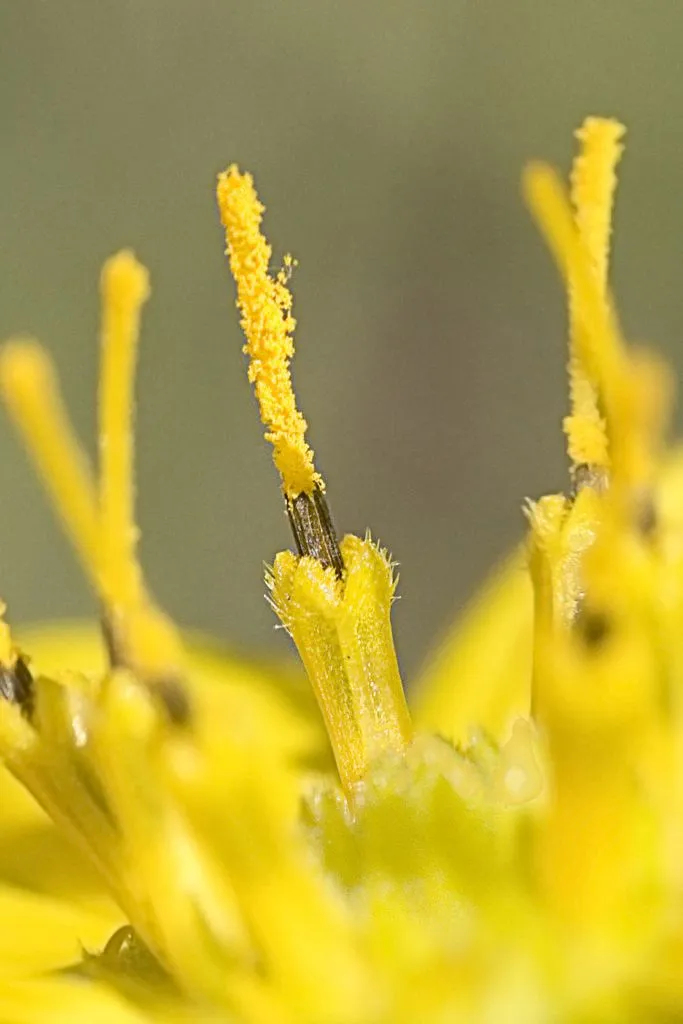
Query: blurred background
xmin=1 ymin=2 xmax=681 ymax=681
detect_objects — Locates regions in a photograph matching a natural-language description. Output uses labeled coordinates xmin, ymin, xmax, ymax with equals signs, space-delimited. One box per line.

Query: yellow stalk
xmin=98 ymin=251 xmax=149 ymax=611
xmin=0 ymin=340 xmax=100 ymax=584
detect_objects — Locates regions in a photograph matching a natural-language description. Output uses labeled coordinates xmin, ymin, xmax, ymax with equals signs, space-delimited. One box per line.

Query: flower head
xmin=0 ymin=116 xmax=681 ymax=1022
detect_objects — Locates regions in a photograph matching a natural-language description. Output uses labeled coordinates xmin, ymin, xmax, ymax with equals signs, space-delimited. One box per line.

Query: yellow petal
xmin=0 ymin=882 xmax=116 ymax=974
xmin=0 ymin=976 xmax=149 ymax=1024
xmin=0 ymin=767 xmax=118 ymax=919
xmin=411 ymin=547 xmax=532 ymax=745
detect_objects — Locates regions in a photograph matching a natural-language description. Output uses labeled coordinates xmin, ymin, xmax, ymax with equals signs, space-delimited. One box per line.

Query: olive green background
xmin=1 ymin=2 xmax=681 ymax=679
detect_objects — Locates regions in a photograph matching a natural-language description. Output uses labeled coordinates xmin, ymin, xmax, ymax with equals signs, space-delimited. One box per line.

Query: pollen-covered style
xmin=0 ymin=117 xmax=682 ymax=1022
xmin=216 ymin=165 xmax=320 ymax=499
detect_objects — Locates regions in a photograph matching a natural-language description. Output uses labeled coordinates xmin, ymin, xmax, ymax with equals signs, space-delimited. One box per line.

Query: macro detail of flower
xmin=0 ymin=116 xmax=681 ymax=1022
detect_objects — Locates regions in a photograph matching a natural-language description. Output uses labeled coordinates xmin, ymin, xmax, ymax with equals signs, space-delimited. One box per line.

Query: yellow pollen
xmin=564 ymin=117 xmax=625 ymax=470
xmin=571 ymin=118 xmax=624 ymax=289
xmin=216 ymin=165 xmax=321 ymax=498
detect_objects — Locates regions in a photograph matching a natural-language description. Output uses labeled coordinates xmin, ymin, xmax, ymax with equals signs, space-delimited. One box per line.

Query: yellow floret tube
xmin=269 ymin=535 xmax=412 ymax=792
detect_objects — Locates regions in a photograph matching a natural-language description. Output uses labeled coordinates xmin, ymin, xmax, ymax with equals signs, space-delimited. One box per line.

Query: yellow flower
xmin=0 ymin=116 xmax=680 ymax=1022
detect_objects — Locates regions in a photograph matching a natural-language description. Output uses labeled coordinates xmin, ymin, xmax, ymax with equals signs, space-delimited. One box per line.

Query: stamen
xmin=0 ymin=585 xmax=32 ymax=718
xmin=216 ymin=166 xmax=321 ymax=499
xmin=98 ymin=251 xmax=149 ymax=611
xmin=287 ymin=486 xmax=344 ymax=577
xmin=0 ymin=658 xmax=33 ymax=716
xmin=0 ymin=340 xmax=100 ymax=582
xmin=0 ymin=598 xmax=32 ymax=714
xmin=565 ymin=117 xmax=625 ymax=474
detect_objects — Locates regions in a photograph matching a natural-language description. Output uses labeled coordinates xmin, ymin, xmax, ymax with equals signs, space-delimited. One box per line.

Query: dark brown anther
xmin=87 ymin=924 xmax=170 ymax=984
xmin=576 ymin=608 xmax=611 ymax=649
xmin=0 ymin=659 xmax=33 ymax=716
xmin=571 ymin=463 xmax=609 ymax=499
xmin=632 ymin=488 xmax=657 ymax=538
xmin=100 ymin=613 xmax=191 ymax=727
xmin=100 ymin=611 xmax=121 ymax=668
xmin=286 ymin=484 xmax=344 ymax=578
xmin=153 ymin=677 xmax=192 ymax=727
xmin=0 ymin=656 xmax=34 ymax=717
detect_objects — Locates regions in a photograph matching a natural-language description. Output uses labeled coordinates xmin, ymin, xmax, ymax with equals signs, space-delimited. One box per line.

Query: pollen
xmin=570 ymin=118 xmax=624 ymax=290
xmin=216 ymin=165 xmax=321 ymax=498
